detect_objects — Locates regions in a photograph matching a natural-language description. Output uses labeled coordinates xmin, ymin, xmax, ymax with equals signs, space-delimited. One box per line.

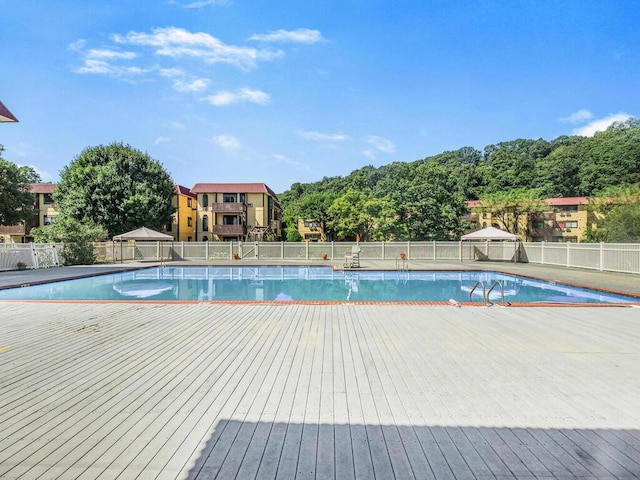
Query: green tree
xmin=478 ymin=189 xmax=547 ymax=236
xmin=298 ymin=192 xmax=337 ymax=241
xmin=403 ymin=160 xmax=469 ymax=240
xmin=328 ymin=190 xmax=399 ymax=241
xmin=479 ymin=139 xmax=551 ymax=194
xmin=586 ymin=183 xmax=640 ymax=242
xmin=0 ymin=146 xmax=41 ymax=226
xmin=55 ymin=143 xmax=175 ymax=238
xmin=31 ymin=215 xmax=107 ymax=265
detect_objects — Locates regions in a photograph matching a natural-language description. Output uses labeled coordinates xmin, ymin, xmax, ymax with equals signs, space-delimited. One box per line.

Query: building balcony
xmin=212 ymin=202 xmax=246 ymax=213
xmin=0 ymin=225 xmax=26 ymax=235
xmin=532 ymin=212 xmax=555 ymax=221
xmin=212 ymin=224 xmax=245 ymax=235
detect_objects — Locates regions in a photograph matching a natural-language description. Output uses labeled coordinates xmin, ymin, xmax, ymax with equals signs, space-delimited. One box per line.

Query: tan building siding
xmin=164 ymin=185 xmax=196 ymax=242
xmin=191 ymin=183 xmax=282 ymax=241
xmin=466 ymin=197 xmax=593 ymax=242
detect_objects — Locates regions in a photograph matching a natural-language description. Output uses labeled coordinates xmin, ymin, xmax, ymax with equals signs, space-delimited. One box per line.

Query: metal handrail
xmin=469 ymin=281 xmax=486 ymax=305
xmin=487 ymin=280 xmax=505 ymax=306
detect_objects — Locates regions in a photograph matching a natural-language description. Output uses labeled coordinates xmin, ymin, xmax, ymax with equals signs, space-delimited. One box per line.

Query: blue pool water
xmin=0 ymin=266 xmax=637 ymax=303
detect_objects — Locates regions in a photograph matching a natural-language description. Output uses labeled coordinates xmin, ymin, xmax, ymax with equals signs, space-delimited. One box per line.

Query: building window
xmin=43 ymin=193 xmax=54 ymax=204
xmin=202 ymin=215 xmax=209 ymax=231
xmin=223 ymin=193 xmax=237 ymax=203
xmin=557 ymin=221 xmax=578 ymax=229
xmin=223 ymin=215 xmax=238 ymax=225
xmin=187 ymin=217 xmax=193 ymax=227
xmin=187 ymin=236 xmax=192 ymax=242
xmin=558 ymin=205 xmax=578 ymax=212
xmin=202 ymin=194 xmax=208 ymax=208
xmin=43 ymin=215 xmax=54 ymax=225
xmin=203 ymin=236 xmax=208 ymax=242
xmin=187 ymin=198 xmax=192 ymax=208
xmin=166 ymin=222 xmax=172 ymax=232
xmin=482 ymin=222 xmax=487 ymax=228
xmin=239 ymin=193 xmax=246 ymax=203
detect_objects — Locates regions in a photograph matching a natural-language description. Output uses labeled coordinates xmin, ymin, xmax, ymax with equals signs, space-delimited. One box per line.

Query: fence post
xmin=52 ymin=243 xmax=59 ymax=267
xmin=30 ymin=242 xmax=39 ymax=269
xmin=255 ymin=241 xmax=259 ymax=258
xmin=541 ymin=241 xmax=544 ymax=265
xmin=599 ymin=242 xmax=604 ymax=271
xmin=306 ymin=240 xmax=309 ymax=260
xmin=281 ymin=241 xmax=284 ymax=260
xmin=407 ymin=241 xmax=411 ymax=260
xmin=382 ymin=241 xmax=385 ymax=260
xmin=459 ymin=241 xmax=462 ymax=262
xmin=331 ymin=241 xmax=335 ymax=260
xmin=433 ymin=240 xmax=437 ymax=260
xmin=566 ymin=241 xmax=571 ymax=268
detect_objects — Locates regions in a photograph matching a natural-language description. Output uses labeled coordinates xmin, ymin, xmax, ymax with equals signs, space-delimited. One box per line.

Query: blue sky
xmin=1 ymin=1 xmax=638 ymax=193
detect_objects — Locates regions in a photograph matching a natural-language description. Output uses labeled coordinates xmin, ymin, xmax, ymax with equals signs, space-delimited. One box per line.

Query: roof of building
xmin=0 ymin=100 xmax=18 ymax=122
xmin=191 ymin=183 xmax=279 ymax=199
xmin=30 ymin=183 xmax=56 ymax=194
xmin=174 ymin=185 xmax=196 ymax=198
xmin=545 ymin=196 xmax=589 ymax=206
xmin=466 ymin=196 xmax=590 ymax=208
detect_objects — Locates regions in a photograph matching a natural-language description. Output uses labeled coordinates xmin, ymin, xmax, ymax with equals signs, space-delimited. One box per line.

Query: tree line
xmin=2 ymin=118 xmax=640 ymax=263
xmin=280 ymin=118 xmax=640 ymax=242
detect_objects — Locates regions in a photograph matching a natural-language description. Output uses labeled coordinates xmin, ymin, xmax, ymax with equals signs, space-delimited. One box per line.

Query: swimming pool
xmin=0 ymin=266 xmax=637 ymax=304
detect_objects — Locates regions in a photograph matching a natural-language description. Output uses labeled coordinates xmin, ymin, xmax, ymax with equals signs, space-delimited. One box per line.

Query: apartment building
xmin=297 ymin=219 xmax=326 ymax=242
xmin=191 ymin=183 xmax=282 ymax=242
xmin=0 ymin=183 xmax=57 ymax=243
xmin=1 ymin=183 xmax=197 ymax=243
xmin=466 ymin=196 xmax=592 ymax=242
xmin=164 ymin=185 xmax=197 ymax=242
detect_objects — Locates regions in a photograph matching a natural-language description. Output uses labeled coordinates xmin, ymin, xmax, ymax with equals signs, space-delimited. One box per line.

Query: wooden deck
xmin=1 ymin=303 xmax=639 ymax=479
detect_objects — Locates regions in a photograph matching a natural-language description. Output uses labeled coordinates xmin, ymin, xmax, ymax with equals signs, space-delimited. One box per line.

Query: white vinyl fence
xmin=1 ymin=241 xmax=638 ymax=275
xmin=0 ymin=243 xmax=62 ymax=271
xmin=89 ymin=240 xmax=640 ymax=275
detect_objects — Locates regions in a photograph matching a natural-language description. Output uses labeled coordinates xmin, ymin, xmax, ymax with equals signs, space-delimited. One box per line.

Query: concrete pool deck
xmin=1 ymin=261 xmax=639 ymax=478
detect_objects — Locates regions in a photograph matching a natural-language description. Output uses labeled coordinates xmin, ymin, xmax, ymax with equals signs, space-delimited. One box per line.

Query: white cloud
xmin=274 ymin=154 xmax=310 ymax=170
xmin=249 ymin=29 xmax=325 ymax=44
xmin=173 ymin=78 xmax=209 ymax=92
xmin=297 ymin=131 xmax=348 ymax=142
xmin=86 ymin=49 xmax=137 ymax=60
xmin=168 ymin=121 xmax=186 ymax=130
xmin=205 ymin=87 xmax=270 ymax=106
xmin=367 ymin=135 xmax=396 ymax=153
xmin=154 ymin=136 xmax=171 ymax=145
xmin=114 ymin=27 xmax=283 ymax=70
xmin=159 ymin=67 xmax=185 ymax=77
xmin=572 ymin=112 xmax=633 ymax=136
xmin=560 ymin=109 xmax=594 ymax=124
xmin=76 ymin=59 xmax=146 ymax=76
xmin=214 ymin=134 xmax=240 ymax=149
xmin=170 ymin=0 xmax=228 ymax=7
xmin=72 ymin=45 xmax=145 ymax=77
xmin=362 ymin=149 xmax=376 ymax=160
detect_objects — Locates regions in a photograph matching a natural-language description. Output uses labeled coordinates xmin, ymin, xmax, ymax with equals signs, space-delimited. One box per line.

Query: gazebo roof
xmin=113 ymin=227 xmax=173 ymax=241
xmin=461 ymin=226 xmax=519 ymax=241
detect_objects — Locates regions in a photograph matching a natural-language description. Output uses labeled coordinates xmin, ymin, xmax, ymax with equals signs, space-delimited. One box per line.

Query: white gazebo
xmin=460 ymin=226 xmax=520 ymax=262
xmin=461 ymin=226 xmax=519 ymax=241
xmin=113 ymin=227 xmax=174 ymax=263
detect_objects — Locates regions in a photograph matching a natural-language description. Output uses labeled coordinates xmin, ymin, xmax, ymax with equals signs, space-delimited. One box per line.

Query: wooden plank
xmin=1 ymin=303 xmax=640 ymax=479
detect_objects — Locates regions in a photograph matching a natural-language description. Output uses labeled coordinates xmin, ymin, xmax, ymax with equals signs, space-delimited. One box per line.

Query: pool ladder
xmin=469 ymin=280 xmax=509 ymax=306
